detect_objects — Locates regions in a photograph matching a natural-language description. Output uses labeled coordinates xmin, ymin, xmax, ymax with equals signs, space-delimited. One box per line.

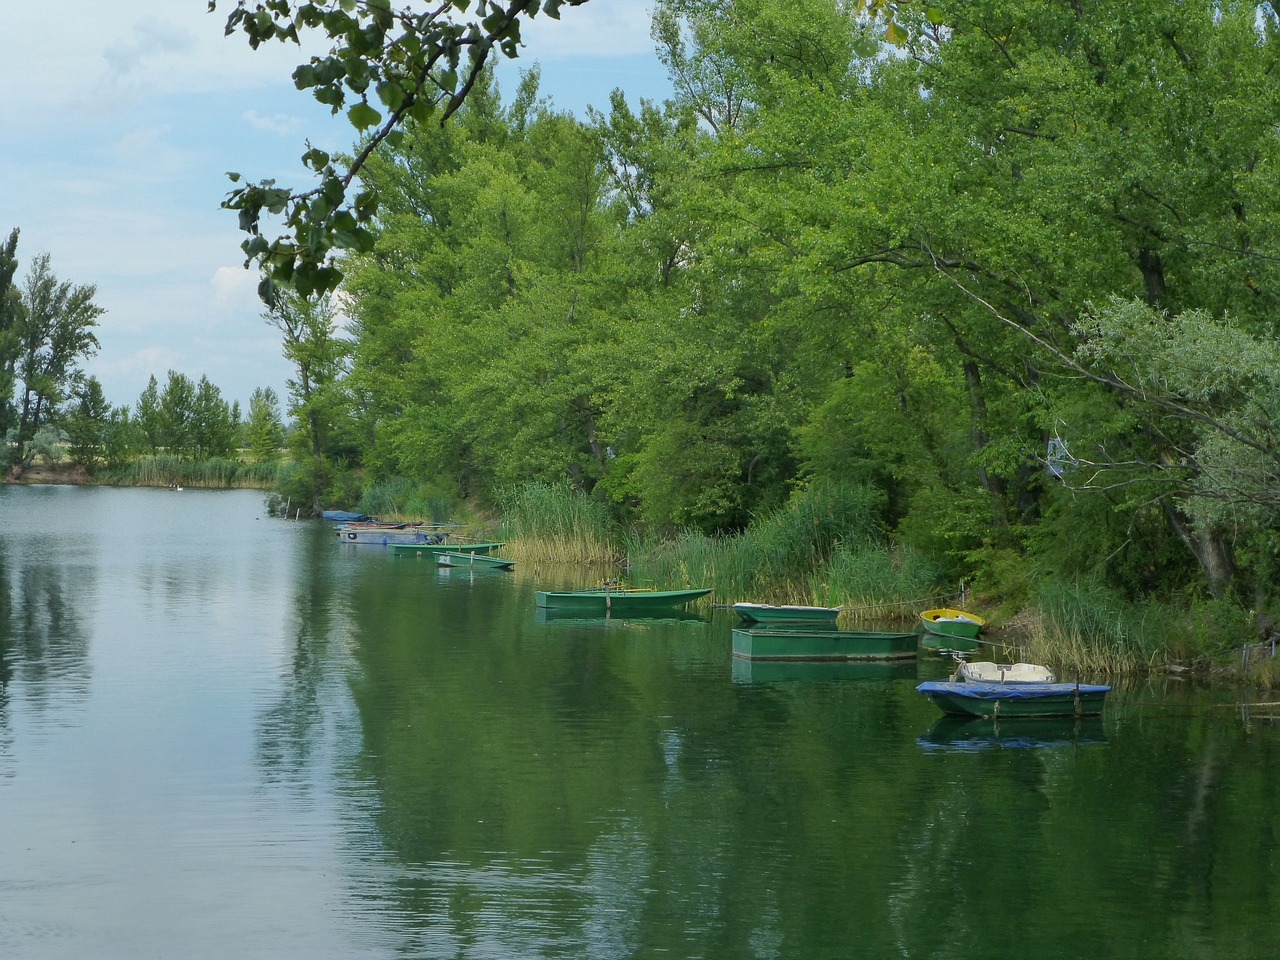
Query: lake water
xmin=1 ymin=485 xmax=1279 ymax=959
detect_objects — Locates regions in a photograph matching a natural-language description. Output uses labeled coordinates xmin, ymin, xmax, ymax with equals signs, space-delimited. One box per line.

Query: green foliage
xmin=247 ymin=386 xmax=285 ymax=463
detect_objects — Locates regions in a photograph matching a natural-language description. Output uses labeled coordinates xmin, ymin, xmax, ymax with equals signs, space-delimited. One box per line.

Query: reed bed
xmin=1018 ymin=582 xmax=1170 ymax=675
xmin=497 ymin=482 xmax=621 ymax=564
xmin=357 ymin=478 xmax=458 ymax=524
xmin=102 ymin=455 xmax=282 ymax=489
xmin=625 ymin=481 xmax=942 ymax=614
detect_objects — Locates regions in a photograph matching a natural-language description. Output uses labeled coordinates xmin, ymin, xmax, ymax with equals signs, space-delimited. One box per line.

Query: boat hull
xmin=920 ymin=607 xmax=985 ymax=639
xmin=732 ymin=627 xmax=918 ymax=661
xmin=391 ymin=542 xmax=504 ymax=557
xmin=436 ymin=552 xmax=514 ymax=570
xmin=534 ymin=588 xmax=712 ymax=614
xmin=733 ymin=602 xmax=841 ymax=624
xmin=337 ymin=527 xmax=445 ymax=545
xmin=916 ymin=680 xmax=1111 ymax=718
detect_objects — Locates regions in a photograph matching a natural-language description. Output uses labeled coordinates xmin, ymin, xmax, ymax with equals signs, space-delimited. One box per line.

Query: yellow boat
xmin=920 ymin=607 xmax=986 ymax=640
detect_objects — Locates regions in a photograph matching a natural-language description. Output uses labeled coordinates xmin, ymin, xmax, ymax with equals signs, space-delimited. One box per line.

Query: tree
xmin=247 ymin=386 xmax=285 ymax=463
xmin=190 ymin=375 xmax=238 ymax=459
xmin=62 ymin=376 xmax=112 ymax=468
xmin=213 ymin=0 xmax=595 ymax=301
xmin=264 ymin=288 xmax=352 ymax=511
xmin=158 ymin=371 xmax=197 ymax=458
xmin=0 ymin=228 xmax=22 ymax=440
xmin=14 ymin=253 xmax=103 ymax=453
xmin=135 ymin=375 xmax=163 ymax=453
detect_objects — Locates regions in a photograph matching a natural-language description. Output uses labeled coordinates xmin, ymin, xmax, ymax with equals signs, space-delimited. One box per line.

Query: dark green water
xmin=2 ymin=485 xmax=1279 ymax=959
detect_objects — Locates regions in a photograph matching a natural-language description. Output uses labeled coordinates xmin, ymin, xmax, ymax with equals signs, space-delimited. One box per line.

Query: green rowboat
xmin=436 ymin=552 xmax=515 ymax=570
xmin=391 ymin=541 xmax=504 ymax=557
xmin=733 ymin=602 xmax=841 ymax=624
xmin=534 ymin=588 xmax=711 ymax=615
xmin=920 ymin=607 xmax=986 ymax=640
xmin=731 ymin=627 xmax=918 ymax=661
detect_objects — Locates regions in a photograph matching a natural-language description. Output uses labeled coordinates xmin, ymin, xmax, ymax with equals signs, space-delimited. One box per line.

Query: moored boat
xmin=731 ymin=627 xmax=918 ymax=661
xmin=534 ymin=587 xmax=711 ymax=614
xmin=390 ymin=541 xmax=505 ymax=557
xmin=915 ymin=679 xmax=1111 ymax=718
xmin=733 ymin=602 xmax=841 ymax=624
xmin=920 ymin=607 xmax=986 ymax=639
xmin=436 ymin=552 xmax=515 ymax=570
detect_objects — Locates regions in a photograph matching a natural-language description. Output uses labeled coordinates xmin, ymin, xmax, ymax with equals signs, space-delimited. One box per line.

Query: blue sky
xmin=0 ymin=1 xmax=671 ymax=412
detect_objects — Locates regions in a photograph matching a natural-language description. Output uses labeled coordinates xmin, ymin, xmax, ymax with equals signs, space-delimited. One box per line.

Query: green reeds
xmin=1021 ymin=581 xmax=1168 ymax=674
xmin=101 ymin=454 xmax=283 ymax=489
xmin=625 ymin=481 xmax=941 ymax=616
xmin=817 ymin=544 xmax=941 ymax=624
xmin=497 ymin=482 xmax=619 ymax=563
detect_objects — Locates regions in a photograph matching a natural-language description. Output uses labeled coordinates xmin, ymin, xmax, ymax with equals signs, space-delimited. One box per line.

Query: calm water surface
xmin=1 ymin=485 xmax=1279 ymax=959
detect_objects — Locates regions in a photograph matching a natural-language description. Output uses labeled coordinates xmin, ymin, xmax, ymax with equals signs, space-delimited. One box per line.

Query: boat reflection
xmin=732 ymin=657 xmax=919 ymax=684
xmin=533 ymin=607 xmax=710 ymax=626
xmin=916 ymin=715 xmax=1108 ymax=752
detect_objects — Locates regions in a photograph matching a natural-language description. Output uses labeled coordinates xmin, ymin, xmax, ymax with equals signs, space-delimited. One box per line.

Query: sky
xmin=0 ymin=1 xmax=672 ymax=412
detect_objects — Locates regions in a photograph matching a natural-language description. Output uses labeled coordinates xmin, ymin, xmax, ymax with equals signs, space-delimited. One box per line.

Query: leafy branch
xmin=212 ymin=0 xmax=589 ymax=302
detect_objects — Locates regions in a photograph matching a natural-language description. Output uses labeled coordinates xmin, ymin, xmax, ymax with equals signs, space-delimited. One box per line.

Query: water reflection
xmin=7 ymin=487 xmax=1280 ymax=958
xmin=916 ymin=715 xmax=1109 ymax=752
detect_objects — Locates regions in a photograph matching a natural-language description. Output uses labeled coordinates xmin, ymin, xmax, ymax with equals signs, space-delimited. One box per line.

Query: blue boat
xmin=917 ymin=680 xmax=1111 ymax=718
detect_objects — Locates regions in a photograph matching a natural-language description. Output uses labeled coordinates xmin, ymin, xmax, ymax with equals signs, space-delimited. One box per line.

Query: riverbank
xmin=6 ymin=462 xmax=89 ymax=484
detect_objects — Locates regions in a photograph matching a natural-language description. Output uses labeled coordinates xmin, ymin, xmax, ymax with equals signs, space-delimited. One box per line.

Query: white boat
xmin=955 ymin=660 xmax=1056 ymax=683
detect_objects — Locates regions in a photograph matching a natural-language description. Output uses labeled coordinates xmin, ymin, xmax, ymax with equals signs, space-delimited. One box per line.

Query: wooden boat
xmin=733 ymin=602 xmax=841 ymax=624
xmin=534 ymin=587 xmax=711 ymax=614
xmin=731 ymin=627 xmax=918 ymax=662
xmin=916 ymin=680 xmax=1111 ymax=718
xmin=920 ymin=607 xmax=986 ymax=639
xmin=436 ymin=552 xmax=514 ymax=570
xmin=390 ymin=541 xmax=504 ymax=557
xmin=955 ymin=660 xmax=1056 ymax=683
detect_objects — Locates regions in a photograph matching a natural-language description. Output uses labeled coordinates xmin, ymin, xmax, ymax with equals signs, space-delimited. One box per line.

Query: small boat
xmin=916 ymin=680 xmax=1111 ymax=718
xmin=436 ymin=552 xmax=515 ymax=570
xmin=731 ymin=627 xmax=918 ymax=662
xmin=733 ymin=602 xmax=841 ymax=624
xmin=390 ymin=541 xmax=505 ymax=557
xmin=955 ymin=660 xmax=1056 ymax=683
xmin=534 ymin=587 xmax=711 ymax=614
xmin=920 ymin=607 xmax=986 ymax=639
xmin=322 ymin=510 xmax=372 ymax=522
xmin=336 ymin=521 xmax=449 ymax=545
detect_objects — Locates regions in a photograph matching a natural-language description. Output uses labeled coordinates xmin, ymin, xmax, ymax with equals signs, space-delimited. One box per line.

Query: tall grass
xmin=497 ymin=482 xmax=619 ymax=563
xmin=101 ymin=455 xmax=283 ymax=489
xmin=1021 ymin=581 xmax=1172 ymax=674
xmin=626 ymin=481 xmax=942 ymax=617
xmin=817 ymin=544 xmax=941 ymax=623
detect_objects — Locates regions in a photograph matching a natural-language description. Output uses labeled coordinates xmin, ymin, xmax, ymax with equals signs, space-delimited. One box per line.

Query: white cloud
xmin=212 ymin=265 xmax=262 ymax=310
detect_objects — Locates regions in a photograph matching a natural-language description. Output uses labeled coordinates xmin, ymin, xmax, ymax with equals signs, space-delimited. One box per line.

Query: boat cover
xmin=322 ymin=510 xmax=371 ymax=522
xmin=917 ymin=681 xmax=1112 ymax=699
